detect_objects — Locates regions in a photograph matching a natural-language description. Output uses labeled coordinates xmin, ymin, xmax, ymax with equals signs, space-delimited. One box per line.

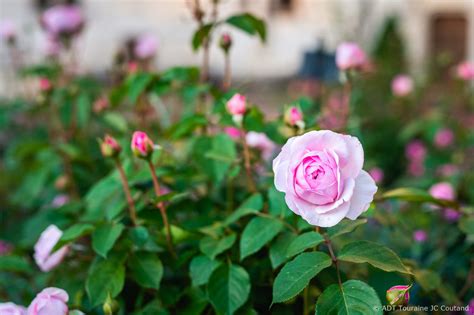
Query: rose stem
xmin=240 ymin=131 xmax=257 ymax=193
xmin=147 ymin=160 xmax=175 ymax=257
xmin=322 ymin=230 xmax=343 ymax=288
xmin=114 ymin=159 xmax=138 ymax=226
xmin=223 ymin=52 xmax=231 ymax=90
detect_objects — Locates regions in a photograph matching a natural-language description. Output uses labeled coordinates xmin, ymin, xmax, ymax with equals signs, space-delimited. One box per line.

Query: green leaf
xmin=414 ymin=269 xmax=441 ymax=291
xmin=55 ymin=223 xmax=95 ymax=250
xmin=102 ymin=112 xmax=128 ymax=133
xmin=128 ymin=252 xmax=163 ymax=290
xmin=189 ymin=255 xmax=221 ymax=287
xmin=0 ymin=255 xmax=32 ymax=273
xmin=315 ymin=280 xmax=382 ymax=315
xmin=224 ymin=193 xmax=263 ymax=226
xmin=200 ymin=234 xmax=236 ymax=259
xmin=208 ymin=264 xmax=250 ymax=315
xmin=76 ymin=93 xmax=91 ymax=128
xmin=129 ymin=226 xmax=150 ymax=247
xmin=327 ymin=218 xmax=367 ymax=238
xmin=86 ymin=254 xmax=126 ymax=307
xmin=272 ymin=252 xmax=332 ymax=303
xmin=459 ymin=217 xmax=474 ymax=235
xmin=286 ymin=231 xmax=324 ymax=258
xmin=382 ymin=187 xmax=458 ymax=208
xmin=226 ymin=13 xmax=266 ymax=42
xmin=240 ymin=217 xmax=283 ymax=260
xmin=92 ymin=223 xmax=124 ymax=258
xmin=338 ymin=241 xmax=411 ymax=274
xmin=192 ymin=24 xmax=213 ymax=51
xmin=127 ymin=73 xmax=154 ymax=103
xmin=268 ymin=187 xmax=291 ymax=218
xmin=269 ymin=232 xmax=297 ymax=269
xmin=208 ymin=134 xmax=237 ymax=183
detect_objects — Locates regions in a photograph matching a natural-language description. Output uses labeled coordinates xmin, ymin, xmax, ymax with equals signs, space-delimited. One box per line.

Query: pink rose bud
xmin=246 ymin=131 xmax=277 ymax=161
xmin=0 ymin=239 xmax=13 ymax=256
xmin=443 ymin=208 xmax=461 ymax=222
xmin=93 ymin=97 xmax=109 ymax=113
xmin=41 ymin=4 xmax=84 ymax=37
xmin=0 ymin=20 xmax=16 ymax=43
xmin=434 ymin=128 xmax=454 ymax=148
xmin=27 ymin=287 xmax=68 ymax=315
xmin=456 ymin=61 xmax=474 ymax=81
xmin=131 ymin=131 xmax=154 ymax=159
xmin=224 ymin=126 xmax=243 ymax=140
xmin=273 ymin=130 xmax=377 ymax=227
xmin=386 ymin=285 xmax=411 ymax=306
xmin=405 ymin=140 xmax=426 ymax=161
xmin=413 ymin=230 xmax=427 ymax=243
xmin=368 ymin=167 xmax=384 ymax=184
xmin=219 ymin=33 xmax=232 ymax=53
xmin=226 ymin=93 xmax=246 ymax=115
xmin=134 ymin=34 xmax=158 ymax=60
xmin=336 ymin=42 xmax=367 ymax=71
xmin=100 ymin=134 xmax=122 ymax=158
xmin=33 ymin=225 xmax=69 ymax=272
xmin=127 ymin=61 xmax=139 ymax=74
xmin=39 ymin=78 xmax=52 ymax=92
xmin=429 ymin=182 xmax=455 ymax=201
xmin=0 ymin=302 xmax=26 ymax=315
xmin=284 ymin=106 xmax=305 ymax=129
xmin=391 ymin=75 xmax=413 ymax=97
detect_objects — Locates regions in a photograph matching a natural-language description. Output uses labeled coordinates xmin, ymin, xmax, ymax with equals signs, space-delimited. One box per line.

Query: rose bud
xmin=93 ymin=97 xmax=109 ymax=113
xmin=0 ymin=302 xmax=26 ymax=315
xmin=429 ymin=182 xmax=455 ymax=201
xmin=224 ymin=126 xmax=243 ymax=140
xmin=434 ymin=128 xmax=454 ymax=148
xmin=33 ymin=225 xmax=69 ymax=272
xmin=131 ymin=131 xmax=155 ymax=159
xmin=386 ymin=284 xmax=411 ymax=306
xmin=39 ymin=78 xmax=52 ymax=92
xmin=336 ymin=42 xmax=367 ymax=71
xmin=27 ymin=287 xmax=69 ymax=315
xmin=273 ymin=130 xmax=377 ymax=227
xmin=134 ymin=34 xmax=158 ymax=60
xmin=413 ymin=229 xmax=427 ymax=243
xmin=456 ymin=61 xmax=474 ymax=81
xmin=41 ymin=4 xmax=84 ymax=38
xmin=368 ymin=167 xmax=384 ymax=184
xmin=246 ymin=131 xmax=277 ymax=161
xmin=226 ymin=93 xmax=246 ymax=125
xmin=284 ymin=106 xmax=305 ymax=130
xmin=391 ymin=75 xmax=413 ymax=97
xmin=100 ymin=134 xmax=122 ymax=158
xmin=219 ymin=33 xmax=232 ymax=53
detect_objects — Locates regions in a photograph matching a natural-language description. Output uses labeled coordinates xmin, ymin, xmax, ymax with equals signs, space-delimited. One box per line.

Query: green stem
xmin=323 ymin=231 xmax=343 ymax=288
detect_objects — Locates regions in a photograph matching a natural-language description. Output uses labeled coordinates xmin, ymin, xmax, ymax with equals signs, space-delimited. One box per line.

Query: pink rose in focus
xmin=0 ymin=20 xmax=16 ymax=42
xmin=391 ymin=75 xmax=413 ymax=97
xmin=456 ymin=61 xmax=474 ymax=81
xmin=246 ymin=131 xmax=277 ymax=161
xmin=226 ymin=93 xmax=246 ymax=116
xmin=434 ymin=128 xmax=454 ymax=148
xmin=224 ymin=126 xmax=242 ymax=140
xmin=405 ymin=140 xmax=426 ymax=161
xmin=336 ymin=42 xmax=367 ymax=71
xmin=41 ymin=5 xmax=84 ymax=37
xmin=368 ymin=167 xmax=384 ymax=184
xmin=0 ymin=240 xmax=13 ymax=255
xmin=429 ymin=182 xmax=455 ymax=201
xmin=0 ymin=302 xmax=26 ymax=315
xmin=131 ymin=131 xmax=154 ymax=158
xmin=273 ymin=130 xmax=377 ymax=227
xmin=39 ymin=78 xmax=52 ymax=92
xmin=134 ymin=34 xmax=158 ymax=60
xmin=413 ymin=230 xmax=427 ymax=243
xmin=27 ymin=287 xmax=68 ymax=315
xmin=443 ymin=208 xmax=461 ymax=222
xmin=33 ymin=225 xmax=69 ymax=272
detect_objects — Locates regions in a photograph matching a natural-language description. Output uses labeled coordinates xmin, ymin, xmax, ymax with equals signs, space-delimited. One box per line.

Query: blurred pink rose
xmin=273 ymin=130 xmax=377 ymax=227
xmin=434 ymin=128 xmax=454 ymax=148
xmin=0 ymin=20 xmax=16 ymax=41
xmin=413 ymin=230 xmax=427 ymax=243
xmin=33 ymin=225 xmax=69 ymax=272
xmin=134 ymin=34 xmax=158 ymax=59
xmin=42 ymin=36 xmax=61 ymax=56
xmin=226 ymin=93 xmax=246 ymax=116
xmin=456 ymin=61 xmax=474 ymax=81
xmin=127 ymin=61 xmax=139 ymax=74
xmin=51 ymin=194 xmax=69 ymax=208
xmin=407 ymin=160 xmax=424 ymax=177
xmin=437 ymin=164 xmax=458 ymax=177
xmin=429 ymin=182 xmax=455 ymax=201
xmin=39 ymin=78 xmax=51 ymax=91
xmin=0 ymin=302 xmax=26 ymax=315
xmin=93 ymin=97 xmax=109 ymax=113
xmin=405 ymin=140 xmax=426 ymax=161
xmin=319 ymin=92 xmax=349 ymax=131
xmin=224 ymin=126 xmax=242 ymax=140
xmin=41 ymin=5 xmax=84 ymax=37
xmin=336 ymin=42 xmax=367 ymax=71
xmin=27 ymin=287 xmax=68 ymax=315
xmin=131 ymin=131 xmax=154 ymax=158
xmin=391 ymin=75 xmax=413 ymax=97
xmin=368 ymin=167 xmax=384 ymax=184
xmin=246 ymin=131 xmax=277 ymax=161
xmin=0 ymin=240 xmax=13 ymax=255
xmin=443 ymin=208 xmax=461 ymax=222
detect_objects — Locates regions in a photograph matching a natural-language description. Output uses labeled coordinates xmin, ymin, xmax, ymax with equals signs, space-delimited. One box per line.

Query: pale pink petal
xmin=346 ymin=170 xmax=377 ymax=220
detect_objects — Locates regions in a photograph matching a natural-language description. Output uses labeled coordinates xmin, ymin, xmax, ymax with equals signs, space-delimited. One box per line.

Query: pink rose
xmin=134 ymin=34 xmax=158 ymax=60
xmin=273 ymin=130 xmax=377 ymax=227
xmin=131 ymin=131 xmax=154 ymax=158
xmin=386 ymin=285 xmax=411 ymax=306
xmin=39 ymin=78 xmax=52 ymax=92
xmin=336 ymin=42 xmax=367 ymax=71
xmin=434 ymin=128 xmax=454 ymax=148
xmin=407 ymin=160 xmax=424 ymax=177
xmin=456 ymin=61 xmax=474 ymax=81
xmin=51 ymin=194 xmax=69 ymax=208
xmin=391 ymin=75 xmax=413 ymax=97
xmin=100 ymin=134 xmax=122 ymax=158
xmin=27 ymin=287 xmax=68 ymax=315
xmin=429 ymin=182 xmax=455 ymax=201
xmin=224 ymin=126 xmax=242 ymax=140
xmin=405 ymin=140 xmax=426 ymax=161
xmin=219 ymin=32 xmax=232 ymax=52
xmin=226 ymin=93 xmax=246 ymax=116
xmin=0 ymin=239 xmax=13 ymax=255
xmin=0 ymin=302 xmax=26 ymax=315
xmin=93 ymin=97 xmax=109 ymax=113
xmin=0 ymin=20 xmax=16 ymax=41
xmin=33 ymin=225 xmax=69 ymax=272
xmin=41 ymin=5 xmax=84 ymax=37
xmin=413 ymin=230 xmax=427 ymax=243
xmin=246 ymin=131 xmax=277 ymax=161
xmin=443 ymin=208 xmax=461 ymax=222
xmin=284 ymin=106 xmax=304 ymax=128
xmin=368 ymin=167 xmax=384 ymax=184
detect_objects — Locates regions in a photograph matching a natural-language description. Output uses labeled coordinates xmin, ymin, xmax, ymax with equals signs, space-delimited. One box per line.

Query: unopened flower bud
xmin=100 ymin=135 xmax=122 ymax=158
xmin=386 ymin=284 xmax=411 ymax=306
xmin=284 ymin=106 xmax=304 ymax=129
xmin=103 ymin=294 xmax=118 ymax=315
xmin=131 ymin=131 xmax=154 ymax=159
xmin=39 ymin=77 xmax=52 ymax=92
xmin=219 ymin=33 xmax=232 ymax=53
xmin=226 ymin=93 xmax=246 ymax=116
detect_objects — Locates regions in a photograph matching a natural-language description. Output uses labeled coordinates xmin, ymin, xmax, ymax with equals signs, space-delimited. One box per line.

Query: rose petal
xmin=345 ymin=170 xmax=377 ymax=220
